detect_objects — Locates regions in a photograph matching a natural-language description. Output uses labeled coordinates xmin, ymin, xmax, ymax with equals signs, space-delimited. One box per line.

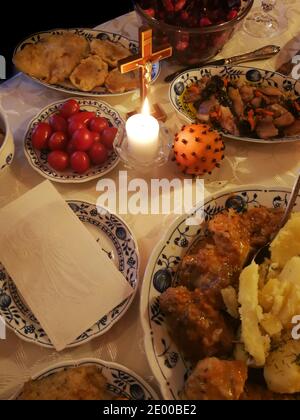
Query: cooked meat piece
xmin=181 ymin=358 xmax=248 ymax=400
xmin=159 ymin=287 xmax=234 ymax=362
xmin=273 ymin=112 xmax=295 ymax=128
xmin=219 ymin=106 xmax=239 ymax=135
xmin=256 ymin=117 xmax=279 ymax=139
xmin=284 ymin=119 xmax=300 ymax=136
xmin=240 ymin=383 xmax=299 ymax=400
xmin=268 ymin=104 xmax=289 ymax=118
xmin=243 ymin=207 xmax=284 ymax=248
xmin=185 ymin=78 xmax=209 ymax=103
xmin=209 ymin=211 xmax=251 ymax=266
xmin=178 ymin=208 xmax=283 ymax=302
xmin=178 ymin=245 xmax=241 ymax=307
xmin=197 ymin=96 xmax=219 ymax=122
xmin=258 ymin=87 xmax=283 ymax=97
xmin=251 ymin=97 xmax=263 ymax=109
xmin=239 ymin=85 xmax=254 ymax=103
xmin=228 ymin=87 xmax=244 ymax=116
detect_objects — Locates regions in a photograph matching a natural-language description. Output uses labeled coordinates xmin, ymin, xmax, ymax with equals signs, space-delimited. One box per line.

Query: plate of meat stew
xmin=141 ymin=186 xmax=300 ymax=400
xmin=170 ymin=66 xmax=300 ymax=143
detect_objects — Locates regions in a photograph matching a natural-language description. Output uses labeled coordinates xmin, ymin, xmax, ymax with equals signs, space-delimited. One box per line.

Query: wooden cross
xmin=118 ymin=27 xmax=173 ymax=104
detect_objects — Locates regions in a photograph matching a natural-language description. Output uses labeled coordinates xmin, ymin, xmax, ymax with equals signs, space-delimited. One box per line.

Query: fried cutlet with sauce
xmin=181 ymin=358 xmax=248 ymax=401
xmin=159 ymin=286 xmax=234 ymax=362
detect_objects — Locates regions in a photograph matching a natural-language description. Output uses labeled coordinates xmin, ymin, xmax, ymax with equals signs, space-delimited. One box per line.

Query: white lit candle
xmin=126 ymin=98 xmax=160 ymax=163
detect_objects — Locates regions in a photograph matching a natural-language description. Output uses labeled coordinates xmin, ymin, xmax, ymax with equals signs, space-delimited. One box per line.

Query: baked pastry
xmin=90 ymin=39 xmax=130 ymax=68
xmin=70 ymin=55 xmax=108 ymax=92
xmin=105 ymin=68 xmax=139 ymax=94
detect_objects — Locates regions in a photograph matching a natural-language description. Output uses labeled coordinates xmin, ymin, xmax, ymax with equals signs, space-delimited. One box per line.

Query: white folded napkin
xmin=0 ymin=181 xmax=133 ymax=351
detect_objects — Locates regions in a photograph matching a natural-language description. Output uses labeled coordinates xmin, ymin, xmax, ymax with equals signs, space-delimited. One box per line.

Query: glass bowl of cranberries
xmin=134 ymin=0 xmax=254 ymax=65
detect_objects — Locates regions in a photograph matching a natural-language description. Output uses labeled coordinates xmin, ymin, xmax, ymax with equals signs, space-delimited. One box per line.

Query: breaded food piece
xmin=159 ymin=286 xmax=234 ymax=362
xmin=244 ymin=207 xmax=283 ymax=249
xmin=70 ymin=55 xmax=108 ymax=92
xmin=14 ymin=33 xmax=90 ymax=85
xmin=105 ymin=69 xmax=139 ymax=94
xmin=13 ymin=43 xmax=50 ymax=81
xmin=90 ymin=39 xmax=130 ymax=68
xmin=181 ymin=358 xmax=248 ymax=400
xmin=178 ymin=208 xmax=283 ymax=304
xmin=17 ymin=366 xmax=114 ymax=400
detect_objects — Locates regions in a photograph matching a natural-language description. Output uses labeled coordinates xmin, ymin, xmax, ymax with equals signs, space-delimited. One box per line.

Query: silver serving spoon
xmin=165 ymin=45 xmax=281 ymax=83
xmin=253 ymin=172 xmax=300 ymax=265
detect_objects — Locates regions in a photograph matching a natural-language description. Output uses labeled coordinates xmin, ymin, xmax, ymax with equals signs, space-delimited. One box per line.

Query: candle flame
xmin=142 ymin=98 xmax=151 ymax=116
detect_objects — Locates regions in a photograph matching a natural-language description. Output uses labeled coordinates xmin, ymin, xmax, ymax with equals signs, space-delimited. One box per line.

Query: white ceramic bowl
xmin=0 ymin=108 xmax=14 ymax=173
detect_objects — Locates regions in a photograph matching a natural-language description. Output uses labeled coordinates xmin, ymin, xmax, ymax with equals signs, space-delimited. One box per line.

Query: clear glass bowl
xmin=134 ymin=0 xmax=254 ymax=65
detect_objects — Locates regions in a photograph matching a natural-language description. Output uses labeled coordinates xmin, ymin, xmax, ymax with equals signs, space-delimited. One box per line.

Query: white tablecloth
xmin=0 ymin=0 xmax=300 ymax=399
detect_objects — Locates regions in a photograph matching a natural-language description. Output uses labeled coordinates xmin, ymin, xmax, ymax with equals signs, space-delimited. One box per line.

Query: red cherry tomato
xmin=72 ymin=128 xmax=94 ymax=152
xmin=101 ymin=127 xmax=118 ymax=150
xmin=48 ymin=151 xmax=69 ymax=171
xmin=90 ymin=131 xmax=101 ymax=143
xmin=68 ymin=111 xmax=96 ymax=126
xmin=68 ymin=121 xmax=85 ymax=137
xmin=89 ymin=143 xmax=108 ymax=165
xmin=49 ymin=114 xmax=68 ymax=133
xmin=66 ymin=138 xmax=77 ymax=155
xmin=60 ymin=99 xmax=80 ymax=119
xmin=89 ymin=117 xmax=109 ymax=133
xmin=71 ymin=151 xmax=90 ymax=174
xmin=48 ymin=132 xmax=68 ymax=151
xmin=31 ymin=122 xmax=52 ymax=150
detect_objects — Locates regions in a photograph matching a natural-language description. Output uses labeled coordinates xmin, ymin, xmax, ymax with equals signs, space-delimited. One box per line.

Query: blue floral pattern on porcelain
xmin=141 ymin=188 xmax=299 ymax=400
xmin=14 ymin=29 xmax=160 ymax=97
xmin=170 ymin=65 xmax=300 ymax=144
xmin=0 ymin=201 xmax=139 ymax=349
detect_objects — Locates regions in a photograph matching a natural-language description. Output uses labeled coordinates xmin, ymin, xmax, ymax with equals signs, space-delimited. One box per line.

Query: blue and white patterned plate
xmin=14 ymin=28 xmax=160 ymax=97
xmin=170 ymin=65 xmax=300 ymax=144
xmin=24 ymin=98 xmax=124 ymax=183
xmin=140 ymin=186 xmax=300 ymax=400
xmin=13 ymin=358 xmax=158 ymax=400
xmin=0 ymin=201 xmax=139 ymax=349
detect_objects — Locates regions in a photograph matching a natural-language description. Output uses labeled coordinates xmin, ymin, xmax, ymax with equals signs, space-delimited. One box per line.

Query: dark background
xmin=0 ymin=1 xmax=134 ymax=81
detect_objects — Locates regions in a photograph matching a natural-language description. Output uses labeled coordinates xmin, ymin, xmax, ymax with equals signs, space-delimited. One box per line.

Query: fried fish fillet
xmin=14 ymin=33 xmax=90 ymax=85
xmin=90 ymin=39 xmax=130 ymax=68
xmin=105 ymin=68 xmax=139 ymax=94
xmin=17 ymin=366 xmax=115 ymax=400
xmin=70 ymin=55 xmax=108 ymax=92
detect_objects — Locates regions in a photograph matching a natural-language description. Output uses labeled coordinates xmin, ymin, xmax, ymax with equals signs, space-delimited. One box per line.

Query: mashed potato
xmin=271 ymin=212 xmax=300 ymax=268
xmin=237 ymin=212 xmax=300 ymax=392
xmin=238 ymin=263 xmax=270 ymax=367
xmin=264 ymin=337 xmax=300 ymax=394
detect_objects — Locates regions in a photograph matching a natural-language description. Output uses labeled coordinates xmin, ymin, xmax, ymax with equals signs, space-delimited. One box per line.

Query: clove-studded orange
xmin=173 ymin=124 xmax=225 ymax=176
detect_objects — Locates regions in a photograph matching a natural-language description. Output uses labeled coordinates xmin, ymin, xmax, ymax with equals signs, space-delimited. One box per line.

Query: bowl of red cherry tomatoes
xmin=135 ymin=0 xmax=254 ymax=65
xmin=24 ymin=98 xmax=124 ymax=183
